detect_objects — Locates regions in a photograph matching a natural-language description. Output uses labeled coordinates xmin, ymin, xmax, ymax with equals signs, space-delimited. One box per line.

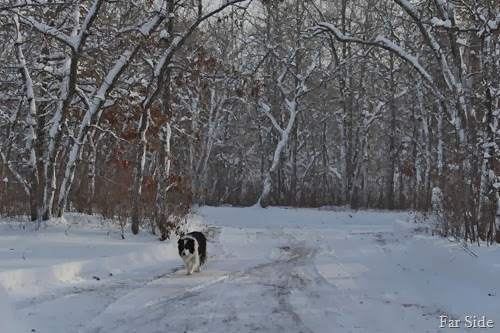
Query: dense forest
xmin=0 ymin=0 xmax=498 ymax=243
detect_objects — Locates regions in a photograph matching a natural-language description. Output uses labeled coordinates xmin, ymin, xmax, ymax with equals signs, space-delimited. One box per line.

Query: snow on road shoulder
xmin=0 ymin=284 xmax=25 ymax=333
xmin=0 ymin=241 xmax=178 ymax=299
xmin=0 ymin=214 xmax=180 ymax=300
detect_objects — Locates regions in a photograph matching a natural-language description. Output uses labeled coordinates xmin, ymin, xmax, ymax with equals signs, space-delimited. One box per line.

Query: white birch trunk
xmin=189 ymin=93 xmax=199 ymax=190
xmin=436 ymin=105 xmax=444 ymax=177
xmin=155 ymin=122 xmax=172 ymax=234
xmin=256 ymin=95 xmax=297 ymax=207
xmin=42 ymin=4 xmax=79 ymax=220
xmin=257 ymin=50 xmax=319 ymax=207
xmin=257 ymin=108 xmax=295 ymax=207
xmin=13 ymin=3 xmax=39 ymax=221
xmin=338 ymin=111 xmax=348 ymax=203
xmin=40 ymin=0 xmax=105 ymax=220
xmin=131 ymin=109 xmax=149 ymax=235
xmin=362 ymin=134 xmax=369 ymax=207
xmin=416 ymin=82 xmax=432 ymax=207
xmin=155 ymin=62 xmax=173 ymax=235
xmin=86 ymin=132 xmax=100 ymax=215
xmin=196 ymin=89 xmax=225 ymax=197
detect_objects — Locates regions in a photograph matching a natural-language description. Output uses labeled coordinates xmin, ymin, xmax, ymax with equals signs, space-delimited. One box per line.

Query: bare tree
xmin=129 ymin=0 xmax=247 ymax=234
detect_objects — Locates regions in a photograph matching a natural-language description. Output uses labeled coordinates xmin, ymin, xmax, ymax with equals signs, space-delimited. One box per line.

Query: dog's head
xmin=178 ymin=237 xmax=195 ymax=258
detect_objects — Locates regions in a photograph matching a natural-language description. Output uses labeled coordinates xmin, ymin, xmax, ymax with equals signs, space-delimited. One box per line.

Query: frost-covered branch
xmin=142 ymin=0 xmax=247 ymax=111
xmin=259 ymin=100 xmax=283 ymax=134
xmin=256 ymin=38 xmax=320 ymax=207
xmin=0 ymin=148 xmax=30 ymax=196
xmin=12 ymin=0 xmax=40 ymax=220
xmin=56 ymin=14 xmax=164 ymax=216
xmin=13 ymin=3 xmax=38 ymax=172
xmin=394 ymin=0 xmax=456 ymax=91
xmin=313 ymin=22 xmax=449 ymax=103
xmin=18 ymin=15 xmax=77 ymax=50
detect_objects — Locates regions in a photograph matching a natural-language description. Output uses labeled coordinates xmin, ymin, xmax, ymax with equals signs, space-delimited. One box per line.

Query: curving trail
xmin=4 ymin=207 xmax=499 ymax=333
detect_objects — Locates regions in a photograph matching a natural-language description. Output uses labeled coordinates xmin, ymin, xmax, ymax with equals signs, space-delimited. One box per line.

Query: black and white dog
xmin=177 ymin=231 xmax=207 ymax=275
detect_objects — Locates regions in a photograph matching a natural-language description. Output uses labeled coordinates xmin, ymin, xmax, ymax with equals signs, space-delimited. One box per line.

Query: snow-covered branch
xmin=394 ymin=0 xmax=456 ymax=91
xmin=18 ymin=15 xmax=77 ymax=50
xmin=13 ymin=3 xmax=38 ymax=172
xmin=259 ymin=100 xmax=283 ymax=134
xmin=75 ymin=0 xmax=105 ymax=51
xmin=0 ymin=148 xmax=30 ymax=196
xmin=313 ymin=22 xmax=445 ymax=100
xmin=56 ymin=14 xmax=164 ymax=215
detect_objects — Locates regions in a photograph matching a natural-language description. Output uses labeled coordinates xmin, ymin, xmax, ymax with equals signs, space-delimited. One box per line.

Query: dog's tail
xmin=200 ymin=251 xmax=207 ymax=265
xmin=188 ymin=231 xmax=207 ymax=265
xmin=199 ymin=235 xmax=207 ymax=265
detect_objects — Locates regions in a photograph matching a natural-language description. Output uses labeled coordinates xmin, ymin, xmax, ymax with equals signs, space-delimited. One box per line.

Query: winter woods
xmin=0 ymin=0 xmax=498 ymax=243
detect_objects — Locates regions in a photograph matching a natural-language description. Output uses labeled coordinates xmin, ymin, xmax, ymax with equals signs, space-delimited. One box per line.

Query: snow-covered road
xmin=1 ymin=207 xmax=499 ymax=332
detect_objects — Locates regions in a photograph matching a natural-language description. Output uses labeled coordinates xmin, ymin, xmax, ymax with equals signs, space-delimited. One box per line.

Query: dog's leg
xmin=194 ymin=255 xmax=201 ymax=273
xmin=186 ymin=260 xmax=193 ymax=276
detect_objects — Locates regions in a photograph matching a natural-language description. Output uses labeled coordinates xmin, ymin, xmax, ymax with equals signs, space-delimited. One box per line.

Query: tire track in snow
xmin=48 ymin=226 xmax=339 ymax=333
xmin=79 ymin=226 xmax=235 ymax=332
xmin=15 ymin=266 xmax=183 ymax=311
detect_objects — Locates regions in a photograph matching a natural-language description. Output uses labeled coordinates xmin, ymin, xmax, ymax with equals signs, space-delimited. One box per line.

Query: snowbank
xmin=0 ymin=285 xmax=25 ymax=332
xmin=0 ymin=241 xmax=178 ymax=299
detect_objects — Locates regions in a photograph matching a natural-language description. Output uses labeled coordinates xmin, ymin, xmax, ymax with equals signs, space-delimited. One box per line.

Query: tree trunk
xmin=257 ymin=98 xmax=298 ymax=207
xmin=86 ymin=133 xmax=98 ymax=215
xmin=479 ymin=87 xmax=497 ymax=244
xmin=258 ymin=120 xmax=294 ymax=207
xmin=131 ymin=107 xmax=150 ymax=235
xmin=13 ymin=5 xmax=39 ymax=221
xmin=386 ymin=53 xmax=397 ymax=210
xmin=155 ymin=64 xmax=173 ymax=234
xmin=42 ymin=1 xmax=104 ymax=220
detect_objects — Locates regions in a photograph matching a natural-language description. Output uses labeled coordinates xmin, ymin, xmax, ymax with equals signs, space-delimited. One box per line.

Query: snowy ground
xmin=0 ymin=207 xmax=499 ymax=333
